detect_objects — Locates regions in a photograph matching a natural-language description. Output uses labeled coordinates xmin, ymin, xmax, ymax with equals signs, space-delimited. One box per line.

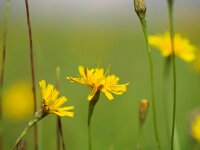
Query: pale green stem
xmin=12 ymin=112 xmax=46 ymax=150
xmin=167 ymin=2 xmax=177 ymax=150
xmin=0 ymin=0 xmax=10 ymax=149
xmin=174 ymin=125 xmax=181 ymax=150
xmin=56 ymin=67 xmax=66 ymax=150
xmin=88 ymin=91 xmax=100 ymax=150
xmin=138 ymin=14 xmax=161 ymax=150
xmin=163 ymin=57 xmax=171 ymax=147
xmin=136 ymin=124 xmax=143 ymax=150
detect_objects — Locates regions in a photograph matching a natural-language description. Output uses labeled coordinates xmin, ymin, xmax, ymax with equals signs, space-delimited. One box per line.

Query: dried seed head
xmin=139 ymin=99 xmax=149 ymax=125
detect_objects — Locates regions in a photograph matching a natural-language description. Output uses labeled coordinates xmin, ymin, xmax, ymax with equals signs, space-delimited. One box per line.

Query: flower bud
xmin=134 ymin=0 xmax=146 ymax=15
xmin=139 ymin=99 xmax=149 ymax=125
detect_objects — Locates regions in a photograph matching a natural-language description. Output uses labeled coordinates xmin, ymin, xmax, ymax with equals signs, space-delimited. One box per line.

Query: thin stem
xmin=0 ymin=0 xmax=10 ymax=149
xmin=56 ymin=67 xmax=66 ymax=150
xmin=88 ymin=124 xmax=92 ymax=150
xmin=88 ymin=91 xmax=100 ymax=150
xmin=12 ymin=113 xmax=45 ymax=150
xmin=168 ymin=2 xmax=177 ymax=150
xmin=138 ymin=15 xmax=161 ymax=150
xmin=57 ymin=117 xmax=66 ymax=150
xmin=57 ymin=118 xmax=61 ymax=150
xmin=162 ymin=57 xmax=171 ymax=146
xmin=24 ymin=0 xmax=38 ymax=149
xmin=136 ymin=125 xmax=143 ymax=150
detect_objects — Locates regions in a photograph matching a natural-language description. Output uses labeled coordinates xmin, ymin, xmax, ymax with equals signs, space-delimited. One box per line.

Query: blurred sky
xmin=1 ymin=0 xmax=200 ymax=23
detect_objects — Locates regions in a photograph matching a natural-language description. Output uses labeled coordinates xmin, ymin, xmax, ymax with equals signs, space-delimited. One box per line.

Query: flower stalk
xmin=12 ymin=111 xmax=47 ymax=150
xmin=56 ymin=67 xmax=66 ymax=150
xmin=0 ymin=0 xmax=10 ymax=149
xmin=167 ymin=1 xmax=177 ymax=150
xmin=88 ymin=90 xmax=100 ymax=150
xmin=162 ymin=57 xmax=171 ymax=146
xmin=134 ymin=0 xmax=161 ymax=149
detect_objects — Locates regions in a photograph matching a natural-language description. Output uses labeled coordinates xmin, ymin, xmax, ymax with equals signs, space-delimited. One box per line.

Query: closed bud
xmin=139 ymin=99 xmax=149 ymax=125
xmin=134 ymin=0 xmax=146 ymax=15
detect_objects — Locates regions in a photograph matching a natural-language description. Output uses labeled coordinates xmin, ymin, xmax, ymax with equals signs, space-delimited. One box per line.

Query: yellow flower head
xmin=67 ymin=66 xmax=129 ymax=101
xmin=39 ymin=80 xmax=74 ymax=117
xmin=148 ymin=32 xmax=197 ymax=62
xmin=191 ymin=114 xmax=200 ymax=142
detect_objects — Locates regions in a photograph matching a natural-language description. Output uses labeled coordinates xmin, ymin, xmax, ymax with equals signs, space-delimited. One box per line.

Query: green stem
xmin=138 ymin=14 xmax=161 ymax=150
xmin=55 ymin=67 xmax=66 ymax=150
xmin=57 ymin=117 xmax=65 ymax=150
xmin=162 ymin=57 xmax=171 ymax=146
xmin=136 ymin=124 xmax=143 ymax=150
xmin=0 ymin=0 xmax=10 ymax=149
xmin=168 ymin=2 xmax=177 ymax=150
xmin=88 ymin=91 xmax=100 ymax=150
xmin=12 ymin=113 xmax=46 ymax=150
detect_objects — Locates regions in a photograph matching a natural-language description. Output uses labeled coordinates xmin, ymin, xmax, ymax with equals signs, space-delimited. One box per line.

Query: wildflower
xmin=39 ymin=80 xmax=74 ymax=117
xmin=148 ymin=32 xmax=197 ymax=62
xmin=191 ymin=114 xmax=200 ymax=142
xmin=13 ymin=80 xmax=74 ymax=149
xmin=67 ymin=66 xmax=129 ymax=101
xmin=67 ymin=66 xmax=128 ymax=150
xmin=3 ymin=81 xmax=34 ymax=120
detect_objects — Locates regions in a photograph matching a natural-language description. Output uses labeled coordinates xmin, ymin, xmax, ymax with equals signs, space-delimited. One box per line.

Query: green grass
xmin=1 ymin=12 xmax=200 ymax=150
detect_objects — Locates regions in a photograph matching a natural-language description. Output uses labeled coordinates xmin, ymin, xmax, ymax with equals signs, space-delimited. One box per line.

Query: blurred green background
xmin=0 ymin=0 xmax=200 ymax=149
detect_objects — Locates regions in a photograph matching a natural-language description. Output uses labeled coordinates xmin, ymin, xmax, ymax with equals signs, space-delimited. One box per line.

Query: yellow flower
xmin=3 ymin=81 xmax=34 ymax=121
xmin=191 ymin=114 xmax=200 ymax=142
xmin=148 ymin=32 xmax=197 ymax=62
xmin=39 ymin=80 xmax=74 ymax=117
xmin=67 ymin=66 xmax=129 ymax=101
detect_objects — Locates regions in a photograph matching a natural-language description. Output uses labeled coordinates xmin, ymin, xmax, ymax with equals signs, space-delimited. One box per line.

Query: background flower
xmin=148 ymin=32 xmax=197 ymax=62
xmin=3 ymin=81 xmax=34 ymax=121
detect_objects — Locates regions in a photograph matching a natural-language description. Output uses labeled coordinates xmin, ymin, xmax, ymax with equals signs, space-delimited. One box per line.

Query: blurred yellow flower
xmin=191 ymin=114 xmax=200 ymax=142
xmin=39 ymin=80 xmax=74 ymax=117
xmin=67 ymin=66 xmax=129 ymax=101
xmin=148 ymin=32 xmax=197 ymax=62
xmin=3 ymin=81 xmax=34 ymax=121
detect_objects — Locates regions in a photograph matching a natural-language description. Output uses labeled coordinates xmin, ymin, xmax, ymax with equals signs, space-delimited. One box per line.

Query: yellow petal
xmin=52 ymin=96 xmax=67 ymax=108
xmin=78 ymin=66 xmax=87 ymax=78
xmin=50 ymin=89 xmax=59 ymax=102
xmin=51 ymin=109 xmax=74 ymax=117
xmin=39 ymin=80 xmax=46 ymax=99
xmin=103 ymin=90 xmax=114 ymax=100
xmin=66 ymin=77 xmax=87 ymax=85
xmin=44 ymin=84 xmax=54 ymax=102
xmin=61 ymin=106 xmax=74 ymax=111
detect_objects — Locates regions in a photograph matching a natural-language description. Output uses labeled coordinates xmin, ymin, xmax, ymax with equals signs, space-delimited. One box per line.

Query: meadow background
xmin=0 ymin=0 xmax=200 ymax=149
